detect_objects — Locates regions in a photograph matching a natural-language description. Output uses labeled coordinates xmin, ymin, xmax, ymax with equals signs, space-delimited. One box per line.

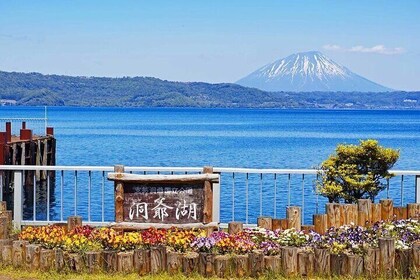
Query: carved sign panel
xmin=123 ymin=183 xmax=204 ymax=224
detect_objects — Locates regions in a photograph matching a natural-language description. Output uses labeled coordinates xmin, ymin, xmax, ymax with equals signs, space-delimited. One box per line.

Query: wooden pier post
xmin=264 ymin=255 xmax=281 ymax=274
xmin=233 ymin=254 xmax=249 ymax=277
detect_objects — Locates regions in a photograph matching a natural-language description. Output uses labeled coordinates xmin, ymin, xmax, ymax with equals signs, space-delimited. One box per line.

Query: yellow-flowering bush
xmin=317 ymin=139 xmax=399 ymax=203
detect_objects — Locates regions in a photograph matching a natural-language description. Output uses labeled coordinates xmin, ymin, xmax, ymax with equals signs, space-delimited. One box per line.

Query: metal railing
xmin=0 ymin=165 xmax=419 ymax=229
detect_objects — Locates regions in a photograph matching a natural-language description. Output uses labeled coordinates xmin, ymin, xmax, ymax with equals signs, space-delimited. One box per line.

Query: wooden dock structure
xmin=0 ymin=121 xmax=56 ymax=207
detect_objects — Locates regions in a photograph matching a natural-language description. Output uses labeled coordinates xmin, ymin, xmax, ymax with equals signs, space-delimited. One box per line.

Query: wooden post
xmin=272 ymin=219 xmax=282 ymax=230
xmin=114 ymin=165 xmax=125 ymax=223
xmin=407 ymin=203 xmax=420 ymax=219
xmin=0 ymin=217 xmax=10 ymax=239
xmin=0 ymin=202 xmax=6 ymax=211
xmin=346 ymin=254 xmax=363 ymax=277
xmin=228 ymin=222 xmax=243 ymax=234
xmin=0 ymin=239 xmax=12 ymax=263
xmin=198 ymin=252 xmax=215 ymax=277
xmin=67 ymin=253 xmax=84 ymax=272
xmin=117 ymin=251 xmax=134 ymax=274
xmin=395 ymin=249 xmax=410 ymax=278
xmin=249 ymin=251 xmax=264 ymax=278
xmin=278 ymin=218 xmax=289 ymax=230
xmin=330 ymin=254 xmax=346 ymax=276
xmin=358 ymin=211 xmax=367 ymax=227
xmin=298 ymin=251 xmax=314 ymax=277
xmin=393 ymin=206 xmax=407 ymax=220
xmin=326 ymin=203 xmax=340 ymax=228
xmin=379 ymin=237 xmax=395 ymax=278
xmin=203 ymin=166 xmax=214 ymax=224
xmin=364 ymin=247 xmax=380 ymax=277
xmin=287 ymin=206 xmax=301 ymax=230
xmin=233 ymin=254 xmax=249 ymax=277
xmin=313 ymin=214 xmax=328 ymax=234
xmin=134 ymin=248 xmax=151 ymax=275
xmin=257 ymin=216 xmax=272 ymax=230
xmin=301 ymin=225 xmax=315 ymax=233
xmin=371 ymin=203 xmax=382 ymax=223
xmin=314 ymin=248 xmax=330 ymax=276
xmin=54 ymin=248 xmax=65 ymax=272
xmin=1 ymin=244 xmax=12 ymax=265
xmin=67 ymin=216 xmax=82 ymax=232
xmin=182 ymin=252 xmax=199 ymax=276
xmin=103 ymin=250 xmax=118 ymax=273
xmin=40 ymin=249 xmax=55 ymax=272
xmin=84 ymin=251 xmax=102 ymax=273
xmin=358 ymin=199 xmax=372 ymax=225
xmin=151 ymin=245 xmax=167 ymax=274
xmin=343 ymin=204 xmax=358 ymax=225
xmin=12 ymin=240 xmax=28 ymax=268
xmin=380 ymin=199 xmax=393 ymax=221
xmin=25 ymin=244 xmax=41 ymax=271
xmin=214 ymin=255 xmax=230 ymax=278
xmin=167 ymin=252 xmax=183 ymax=275
xmin=412 ymin=242 xmax=420 ymax=276
xmin=264 ymin=255 xmax=281 ymax=274
xmin=281 ymin=246 xmax=298 ymax=276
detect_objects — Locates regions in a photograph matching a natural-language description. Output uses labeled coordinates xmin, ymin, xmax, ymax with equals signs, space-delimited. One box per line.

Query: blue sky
xmin=0 ymin=0 xmax=419 ymax=90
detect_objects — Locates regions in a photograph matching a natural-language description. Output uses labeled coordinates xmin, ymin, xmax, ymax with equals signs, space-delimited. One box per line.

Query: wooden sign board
xmin=108 ymin=167 xmax=219 ymax=227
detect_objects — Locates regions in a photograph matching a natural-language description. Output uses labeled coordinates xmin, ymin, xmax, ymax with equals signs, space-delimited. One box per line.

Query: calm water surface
xmin=1 ymin=106 xmax=419 ymax=223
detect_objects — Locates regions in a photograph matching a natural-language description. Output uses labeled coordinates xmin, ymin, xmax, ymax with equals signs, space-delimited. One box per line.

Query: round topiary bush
xmin=317 ymin=139 xmax=399 ymax=203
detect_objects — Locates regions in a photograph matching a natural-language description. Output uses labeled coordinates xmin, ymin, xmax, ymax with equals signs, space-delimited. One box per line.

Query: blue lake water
xmin=1 ymin=106 xmax=419 ymax=224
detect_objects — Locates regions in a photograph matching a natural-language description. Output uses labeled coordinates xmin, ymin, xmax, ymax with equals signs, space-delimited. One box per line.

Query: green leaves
xmin=317 ymin=139 xmax=399 ymax=203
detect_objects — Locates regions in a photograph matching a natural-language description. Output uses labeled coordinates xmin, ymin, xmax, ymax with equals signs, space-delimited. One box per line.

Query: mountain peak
xmin=237 ymin=51 xmax=392 ymax=92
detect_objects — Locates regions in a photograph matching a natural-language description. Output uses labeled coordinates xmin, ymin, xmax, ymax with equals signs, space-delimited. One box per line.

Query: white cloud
xmin=322 ymin=44 xmax=342 ymax=51
xmin=349 ymin=45 xmax=404 ymax=55
xmin=323 ymin=44 xmax=405 ymax=55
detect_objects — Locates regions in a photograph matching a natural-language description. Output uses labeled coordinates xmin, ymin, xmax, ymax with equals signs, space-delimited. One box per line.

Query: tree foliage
xmin=317 ymin=139 xmax=399 ymax=203
xmin=0 ymin=71 xmax=419 ymax=108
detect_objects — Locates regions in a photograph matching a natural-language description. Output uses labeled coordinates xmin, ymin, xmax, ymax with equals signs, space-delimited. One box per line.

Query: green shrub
xmin=317 ymin=139 xmax=399 ymax=203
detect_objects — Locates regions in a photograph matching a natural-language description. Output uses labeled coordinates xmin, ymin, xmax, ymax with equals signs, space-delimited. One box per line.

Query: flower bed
xmin=11 ymin=219 xmax=420 ymax=277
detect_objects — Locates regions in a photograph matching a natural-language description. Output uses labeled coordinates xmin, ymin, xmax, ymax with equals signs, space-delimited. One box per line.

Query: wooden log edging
xmin=2 ymin=238 xmax=420 ymax=278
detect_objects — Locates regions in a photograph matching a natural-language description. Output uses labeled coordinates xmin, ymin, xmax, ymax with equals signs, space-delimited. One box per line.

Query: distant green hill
xmin=0 ymin=71 xmax=418 ymax=109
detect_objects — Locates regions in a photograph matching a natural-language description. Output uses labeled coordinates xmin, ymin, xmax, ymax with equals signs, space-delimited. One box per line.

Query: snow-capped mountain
xmin=236 ymin=51 xmax=392 ymax=92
